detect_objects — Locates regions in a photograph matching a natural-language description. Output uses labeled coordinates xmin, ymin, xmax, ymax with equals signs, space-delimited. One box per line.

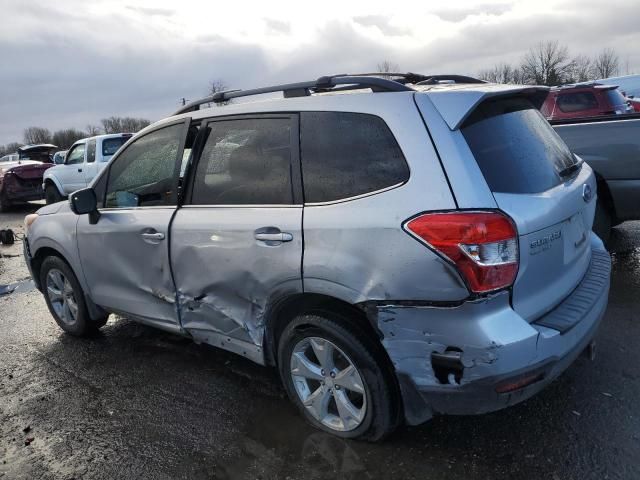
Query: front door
xmin=60 ymin=142 xmax=87 ymax=194
xmin=170 ymin=115 xmax=303 ymax=360
xmin=77 ymin=120 xmax=189 ymax=329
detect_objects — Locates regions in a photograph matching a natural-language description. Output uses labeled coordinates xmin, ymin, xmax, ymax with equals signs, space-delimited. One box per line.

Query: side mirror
xmin=54 ymin=156 xmax=64 ymax=165
xmin=69 ymin=188 xmax=100 ymax=224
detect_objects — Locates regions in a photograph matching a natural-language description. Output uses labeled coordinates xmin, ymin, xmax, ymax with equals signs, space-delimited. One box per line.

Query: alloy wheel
xmin=290 ymin=336 xmax=367 ymax=432
xmin=46 ymin=268 xmax=78 ymax=325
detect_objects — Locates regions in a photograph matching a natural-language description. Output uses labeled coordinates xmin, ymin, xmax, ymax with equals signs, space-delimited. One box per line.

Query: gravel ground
xmin=1 ymin=203 xmax=639 ymax=480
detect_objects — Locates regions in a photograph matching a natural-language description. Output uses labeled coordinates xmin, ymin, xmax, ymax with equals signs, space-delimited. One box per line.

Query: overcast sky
xmin=1 ymin=0 xmax=638 ymax=145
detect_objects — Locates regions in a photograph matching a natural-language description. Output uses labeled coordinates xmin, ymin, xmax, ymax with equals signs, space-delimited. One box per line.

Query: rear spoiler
xmin=423 ymin=85 xmax=550 ymax=130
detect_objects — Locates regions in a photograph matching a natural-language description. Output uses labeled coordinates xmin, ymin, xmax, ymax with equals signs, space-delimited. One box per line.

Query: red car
xmin=541 ymin=84 xmax=633 ymax=121
xmin=0 ymin=144 xmax=57 ymax=212
xmin=627 ymin=97 xmax=640 ymax=113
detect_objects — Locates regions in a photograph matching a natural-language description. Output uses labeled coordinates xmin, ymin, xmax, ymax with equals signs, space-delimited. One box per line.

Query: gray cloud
xmin=352 ymin=15 xmax=410 ymax=36
xmin=1 ymin=0 xmax=639 ymax=145
xmin=125 ymin=6 xmax=175 ymax=17
xmin=264 ymin=18 xmax=291 ymax=35
xmin=432 ymin=3 xmax=513 ymax=22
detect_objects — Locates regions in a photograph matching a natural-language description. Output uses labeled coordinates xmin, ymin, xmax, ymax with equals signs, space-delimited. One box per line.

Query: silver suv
xmin=23 ymin=73 xmax=611 ymax=441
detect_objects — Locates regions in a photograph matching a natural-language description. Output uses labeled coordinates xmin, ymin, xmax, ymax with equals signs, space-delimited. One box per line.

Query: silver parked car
xmin=23 ymin=73 xmax=611 ymax=441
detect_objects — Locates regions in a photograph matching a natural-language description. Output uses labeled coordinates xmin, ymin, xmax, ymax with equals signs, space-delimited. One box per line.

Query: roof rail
xmin=174 ymin=74 xmax=414 ymax=115
xmin=415 ymin=75 xmax=486 ymax=85
xmin=173 ymin=72 xmax=486 ymax=115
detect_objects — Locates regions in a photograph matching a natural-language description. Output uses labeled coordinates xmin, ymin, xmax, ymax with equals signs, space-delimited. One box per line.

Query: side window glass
xmin=191 ymin=118 xmax=293 ymax=205
xmin=86 ymin=140 xmax=96 ymax=163
xmin=105 ymin=124 xmax=183 ymax=208
xmin=300 ymin=112 xmax=409 ymax=203
xmin=66 ymin=144 xmax=85 ymax=165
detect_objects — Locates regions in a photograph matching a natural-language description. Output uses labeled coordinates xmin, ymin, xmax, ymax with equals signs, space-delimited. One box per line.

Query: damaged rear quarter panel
xmin=372 ymin=291 xmax=540 ymax=389
xmin=170 ymin=206 xmax=303 ymax=364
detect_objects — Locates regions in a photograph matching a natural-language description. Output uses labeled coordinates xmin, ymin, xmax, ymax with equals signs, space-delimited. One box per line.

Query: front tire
xmin=45 ymin=184 xmax=64 ymax=205
xmin=278 ymin=314 xmax=399 ymax=441
xmin=39 ymin=256 xmax=106 ymax=336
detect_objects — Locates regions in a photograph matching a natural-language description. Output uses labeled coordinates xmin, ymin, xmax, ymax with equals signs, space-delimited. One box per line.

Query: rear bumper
xmin=372 ymin=234 xmax=611 ymax=425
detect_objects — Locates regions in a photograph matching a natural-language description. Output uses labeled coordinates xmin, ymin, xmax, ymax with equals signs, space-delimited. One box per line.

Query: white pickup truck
xmin=43 ymin=133 xmax=131 ymax=204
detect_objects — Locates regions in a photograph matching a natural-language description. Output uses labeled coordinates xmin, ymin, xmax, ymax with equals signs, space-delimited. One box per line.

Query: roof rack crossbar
xmin=174 ymin=74 xmax=414 ymax=115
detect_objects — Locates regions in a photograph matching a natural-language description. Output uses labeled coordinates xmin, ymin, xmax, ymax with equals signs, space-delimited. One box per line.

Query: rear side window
xmin=102 ymin=137 xmax=127 ymax=158
xmin=300 ymin=112 xmax=409 ymax=203
xmin=190 ymin=118 xmax=294 ymax=205
xmin=462 ymin=97 xmax=576 ymax=194
xmin=86 ymin=139 xmax=96 ymax=163
xmin=556 ymin=92 xmax=598 ymax=113
xmin=604 ymin=88 xmax=627 ymax=108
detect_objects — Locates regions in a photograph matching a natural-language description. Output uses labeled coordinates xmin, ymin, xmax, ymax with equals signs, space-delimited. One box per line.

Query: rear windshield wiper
xmin=558 ymin=157 xmax=583 ymax=178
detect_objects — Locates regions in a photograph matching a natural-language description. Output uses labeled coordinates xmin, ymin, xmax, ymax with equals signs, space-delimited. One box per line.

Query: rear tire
xmin=45 ymin=184 xmax=64 ymax=205
xmin=278 ymin=313 xmax=400 ymax=441
xmin=39 ymin=256 xmax=107 ymax=336
xmin=593 ymin=199 xmax=612 ymax=243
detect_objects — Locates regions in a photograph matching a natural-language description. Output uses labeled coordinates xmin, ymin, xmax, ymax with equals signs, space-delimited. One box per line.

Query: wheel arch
xmin=43 ymin=177 xmax=65 ymax=197
xmin=33 ymin=245 xmax=107 ymax=321
xmin=264 ymin=293 xmax=389 ymax=370
xmin=594 ymin=171 xmax=618 ymax=223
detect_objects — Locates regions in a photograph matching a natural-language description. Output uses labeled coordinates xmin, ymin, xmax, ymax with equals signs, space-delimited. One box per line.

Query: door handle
xmin=255 ymin=232 xmax=293 ymax=242
xmin=78 ymin=168 xmax=82 ymax=172
xmin=141 ymin=232 xmax=165 ymax=241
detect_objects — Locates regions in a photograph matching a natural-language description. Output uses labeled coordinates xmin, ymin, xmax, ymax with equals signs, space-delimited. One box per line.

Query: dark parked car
xmin=541 ymin=84 xmax=633 ymax=120
xmin=0 ymin=144 xmax=57 ymax=211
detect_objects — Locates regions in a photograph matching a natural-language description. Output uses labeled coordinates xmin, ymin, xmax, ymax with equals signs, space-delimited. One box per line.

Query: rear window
xmin=556 ymin=92 xmax=598 ymax=113
xmin=462 ymin=97 xmax=577 ymax=194
xmin=102 ymin=137 xmax=127 ymax=157
xmin=300 ymin=112 xmax=409 ymax=203
xmin=604 ymin=88 xmax=627 ymax=108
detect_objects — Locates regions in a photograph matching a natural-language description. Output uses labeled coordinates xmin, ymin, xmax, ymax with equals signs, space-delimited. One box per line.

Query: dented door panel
xmin=76 ymin=208 xmax=179 ymax=328
xmin=171 ymin=206 xmax=303 ymax=362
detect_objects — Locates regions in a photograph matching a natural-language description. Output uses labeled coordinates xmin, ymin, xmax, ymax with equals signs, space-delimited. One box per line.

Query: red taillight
xmin=405 ymin=211 xmax=519 ymax=293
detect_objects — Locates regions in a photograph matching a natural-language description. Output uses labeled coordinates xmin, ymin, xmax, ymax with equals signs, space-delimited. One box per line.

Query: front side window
xmin=66 ymin=144 xmax=85 ymax=165
xmin=556 ymin=92 xmax=598 ymax=113
xmin=105 ymin=124 xmax=183 ymax=208
xmin=86 ymin=140 xmax=96 ymax=163
xmin=190 ymin=118 xmax=293 ymax=205
xmin=300 ymin=112 xmax=409 ymax=203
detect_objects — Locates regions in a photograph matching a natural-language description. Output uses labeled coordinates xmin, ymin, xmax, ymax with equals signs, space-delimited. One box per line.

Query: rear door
xmin=459 ymin=97 xmax=596 ymax=321
xmin=170 ymin=115 xmax=303 ymax=360
xmin=77 ymin=120 xmax=189 ymax=329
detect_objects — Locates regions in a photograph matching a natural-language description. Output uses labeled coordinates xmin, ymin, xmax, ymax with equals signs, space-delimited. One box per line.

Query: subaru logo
xmin=582 ymin=184 xmax=593 ymax=203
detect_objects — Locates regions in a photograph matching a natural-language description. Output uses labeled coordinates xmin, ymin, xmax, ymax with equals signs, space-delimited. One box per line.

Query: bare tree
xmin=86 ymin=124 xmax=102 ymax=136
xmin=52 ymin=129 xmax=86 ymax=149
xmin=23 ymin=127 xmax=52 ymax=145
xmin=478 ymin=63 xmax=526 ymax=84
xmin=208 ymin=79 xmax=231 ymax=106
xmin=101 ymin=116 xmax=150 ymax=134
xmin=521 ymin=41 xmax=575 ymax=86
xmin=568 ymin=55 xmax=594 ymax=83
xmin=0 ymin=142 xmax=22 ymax=157
xmin=594 ymin=48 xmax=620 ymax=79
xmin=377 ymin=60 xmax=400 ymax=73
